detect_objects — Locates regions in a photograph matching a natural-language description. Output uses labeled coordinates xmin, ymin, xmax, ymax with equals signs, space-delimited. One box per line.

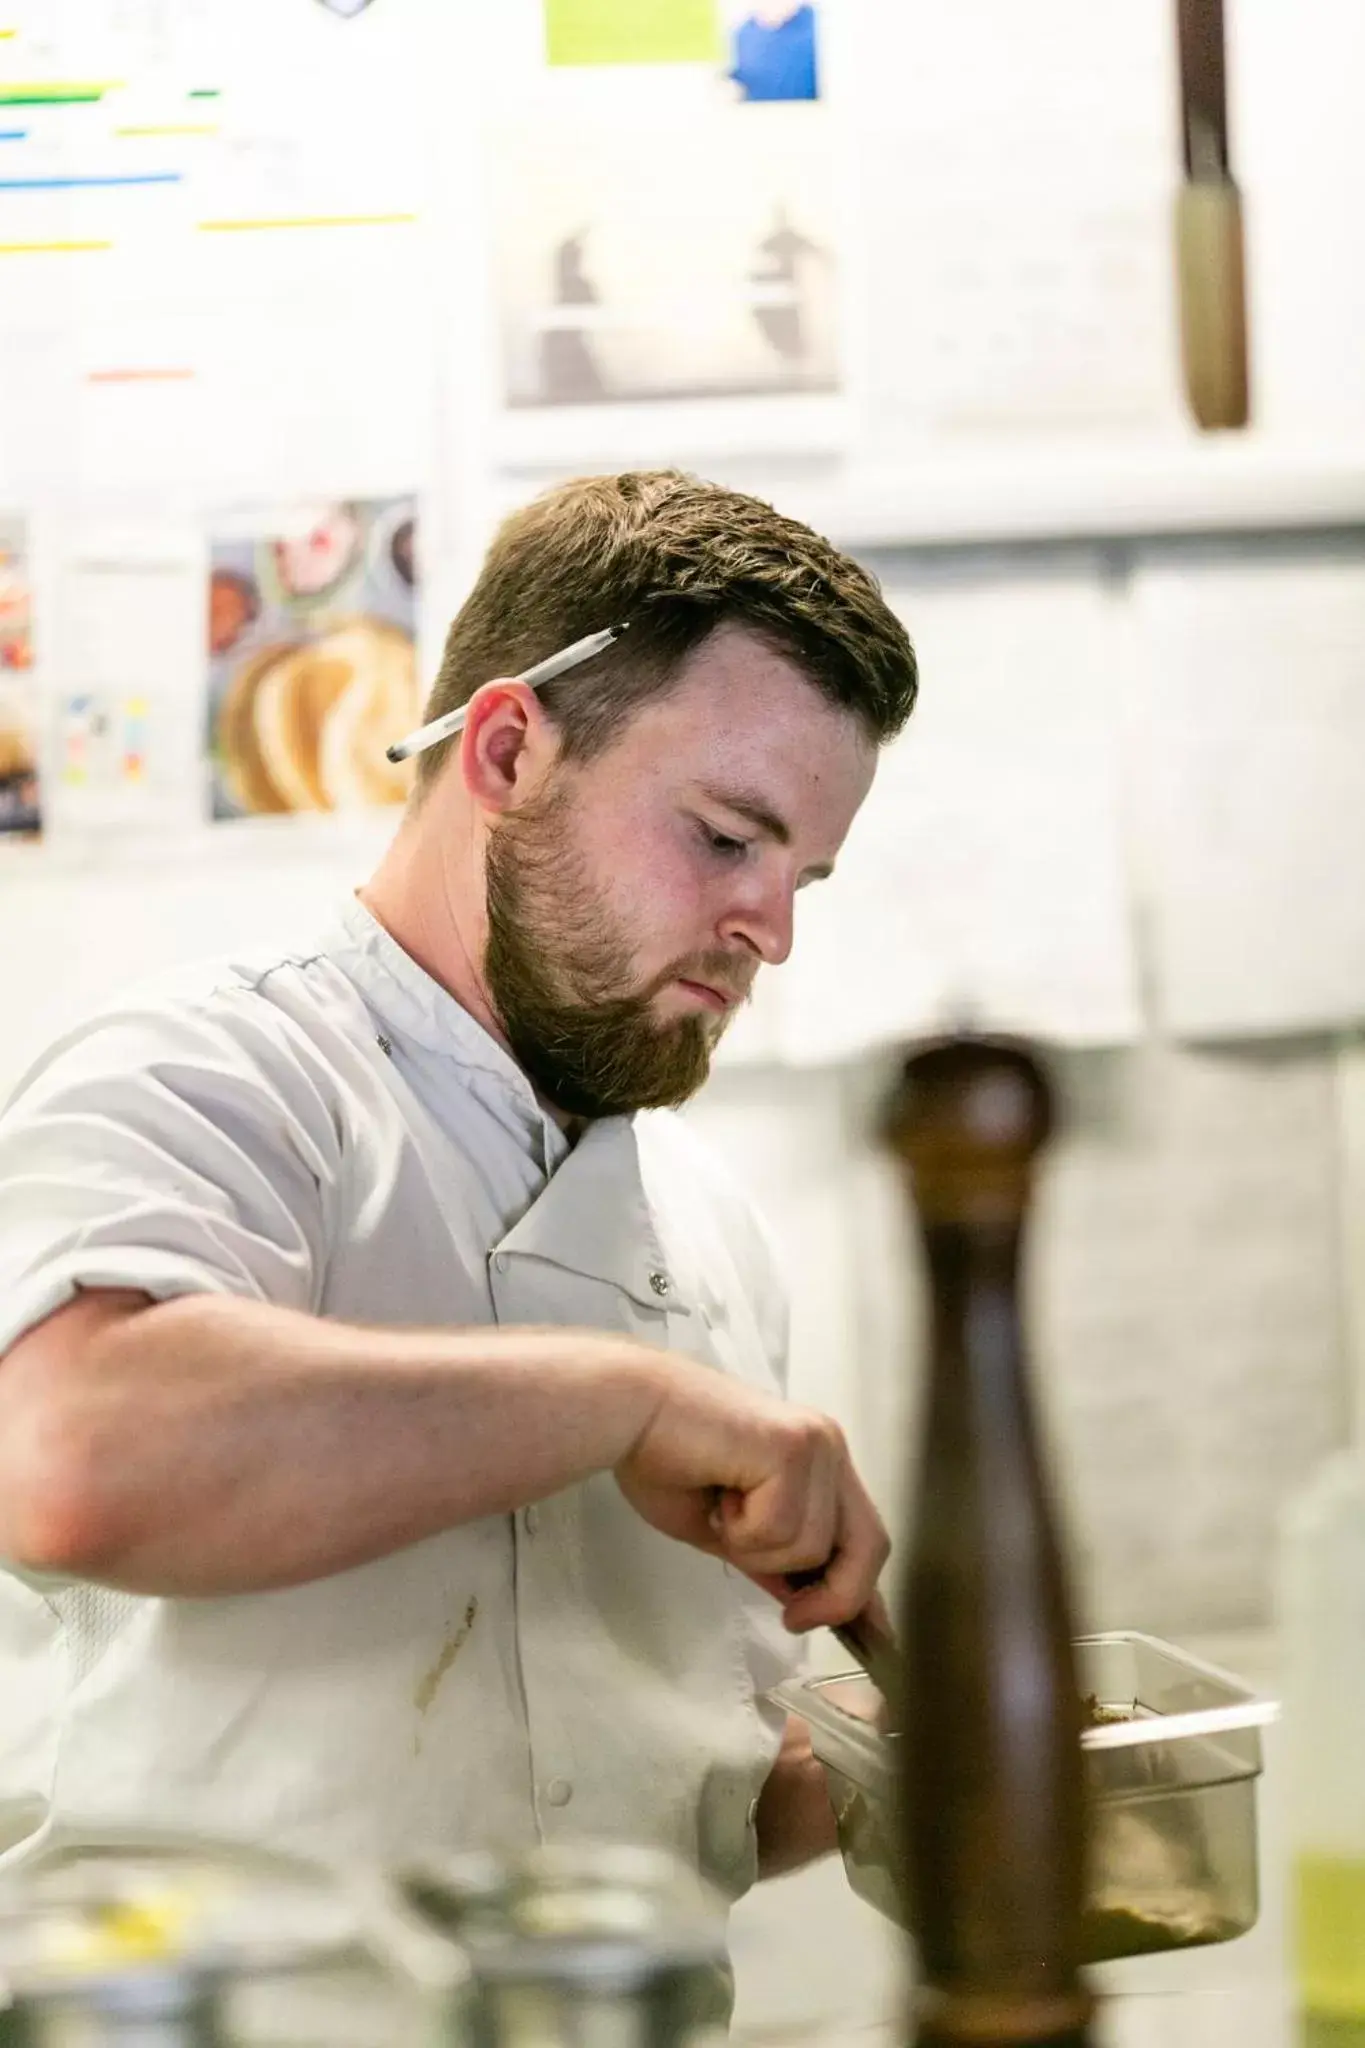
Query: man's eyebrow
xmin=700 ymin=784 xmax=792 ymax=845
xmin=699 ymin=783 xmax=835 ymax=882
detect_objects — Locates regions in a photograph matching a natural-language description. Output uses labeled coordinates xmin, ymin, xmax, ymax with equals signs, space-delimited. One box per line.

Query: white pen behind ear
xmin=385 ymin=622 xmax=630 ymax=765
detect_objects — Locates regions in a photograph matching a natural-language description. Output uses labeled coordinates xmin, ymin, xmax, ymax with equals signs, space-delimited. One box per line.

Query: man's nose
xmin=720 ymin=883 xmax=795 ymax=968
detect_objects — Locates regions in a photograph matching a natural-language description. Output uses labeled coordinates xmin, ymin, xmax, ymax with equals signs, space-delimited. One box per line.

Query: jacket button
xmin=648 ymin=1271 xmax=670 ymax=1297
xmin=523 ymin=1505 xmax=540 ymax=1536
xmin=493 ymin=1253 xmax=509 ymax=1274
xmin=545 ymin=1778 xmax=573 ymax=1808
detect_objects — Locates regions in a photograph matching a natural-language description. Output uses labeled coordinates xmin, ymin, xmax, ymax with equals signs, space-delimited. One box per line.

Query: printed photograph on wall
xmin=206 ymin=497 xmax=420 ymax=820
xmin=0 ymin=517 xmax=40 ymax=840
xmin=498 ymin=4 xmax=837 ymax=408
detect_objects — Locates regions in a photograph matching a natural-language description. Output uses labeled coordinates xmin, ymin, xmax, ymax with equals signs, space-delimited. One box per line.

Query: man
xmin=0 ymin=471 xmax=917 ymax=1900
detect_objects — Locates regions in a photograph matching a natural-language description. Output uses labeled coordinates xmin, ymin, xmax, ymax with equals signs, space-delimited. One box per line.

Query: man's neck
xmin=360 ymin=818 xmax=496 ymax=1026
xmin=359 ymin=830 xmax=587 ymax=1138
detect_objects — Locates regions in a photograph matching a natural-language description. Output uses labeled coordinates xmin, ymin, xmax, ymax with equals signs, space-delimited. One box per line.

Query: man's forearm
xmin=0 ymin=1289 xmax=665 ymax=1596
xmin=755 ymin=1714 xmax=838 ymax=1880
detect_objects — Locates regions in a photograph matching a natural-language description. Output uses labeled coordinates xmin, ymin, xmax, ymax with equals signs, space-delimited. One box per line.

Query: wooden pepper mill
xmin=882 ymin=1037 xmax=1093 ymax=2048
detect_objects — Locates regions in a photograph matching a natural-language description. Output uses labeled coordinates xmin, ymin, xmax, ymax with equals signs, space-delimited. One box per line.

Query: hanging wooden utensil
xmin=1175 ymin=0 xmax=1250 ymax=429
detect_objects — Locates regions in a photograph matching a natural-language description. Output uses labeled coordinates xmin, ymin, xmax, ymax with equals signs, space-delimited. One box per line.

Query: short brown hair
xmin=416 ymin=470 xmax=917 ymax=791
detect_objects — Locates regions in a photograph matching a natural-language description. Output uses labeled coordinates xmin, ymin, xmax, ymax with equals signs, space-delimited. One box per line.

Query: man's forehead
xmin=625 ymin=651 xmax=875 ymax=845
xmin=638 ymin=627 xmax=853 ymax=750
xmin=673 ymin=618 xmax=813 ymax=691
xmin=581 ymin=620 xmax=876 ymax=833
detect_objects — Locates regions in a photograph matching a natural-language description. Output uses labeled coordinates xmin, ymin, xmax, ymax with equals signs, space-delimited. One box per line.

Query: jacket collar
xmin=328 ymin=898 xmax=686 ymax=1310
xmin=327 ymin=895 xmax=567 ymax=1165
xmin=498 ymin=1114 xmax=690 ymax=1318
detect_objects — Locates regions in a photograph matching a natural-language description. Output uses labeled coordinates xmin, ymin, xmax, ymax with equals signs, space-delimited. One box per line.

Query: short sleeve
xmin=0 ymin=992 xmax=339 ymax=1357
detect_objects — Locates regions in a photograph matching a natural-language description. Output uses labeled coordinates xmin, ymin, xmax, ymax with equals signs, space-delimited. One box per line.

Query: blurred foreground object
xmin=0 ymin=1835 xmax=726 ymax=2046
xmin=0 ymin=1829 xmax=459 ymax=2045
xmin=882 ymin=1037 xmax=1093 ymax=2048
xmin=1280 ymin=1453 xmax=1365 ymax=2045
xmin=390 ymin=1842 xmax=731 ymax=2048
xmin=1175 ymin=0 xmax=1250 ymax=429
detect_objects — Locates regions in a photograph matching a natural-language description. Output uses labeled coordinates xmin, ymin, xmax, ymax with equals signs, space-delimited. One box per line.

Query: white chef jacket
xmin=0 ymin=896 xmax=802 ymax=1891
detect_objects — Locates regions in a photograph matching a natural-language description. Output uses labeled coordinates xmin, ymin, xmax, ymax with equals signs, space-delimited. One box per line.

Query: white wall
xmin=686 ymin=1031 xmax=1350 ymax=1642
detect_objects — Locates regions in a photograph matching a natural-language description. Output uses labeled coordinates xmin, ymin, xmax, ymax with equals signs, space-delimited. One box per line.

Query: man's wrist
xmin=754 ymin=1724 xmax=838 ymax=1879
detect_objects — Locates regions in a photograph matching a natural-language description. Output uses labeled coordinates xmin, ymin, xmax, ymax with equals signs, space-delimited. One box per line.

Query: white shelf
xmin=494 ymin=434 xmax=1365 ymax=551
xmin=786 ymin=440 xmax=1365 ymax=550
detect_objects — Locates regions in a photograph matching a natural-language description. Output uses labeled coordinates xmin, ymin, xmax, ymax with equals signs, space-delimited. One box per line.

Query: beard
xmin=484 ymin=784 xmax=743 ymax=1120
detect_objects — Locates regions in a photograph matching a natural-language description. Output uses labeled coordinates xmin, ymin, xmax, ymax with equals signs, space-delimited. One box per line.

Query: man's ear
xmin=458 ymin=681 xmax=559 ymax=815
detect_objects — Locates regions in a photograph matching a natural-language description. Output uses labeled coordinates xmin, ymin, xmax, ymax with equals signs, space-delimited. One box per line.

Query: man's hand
xmin=1 ymin=1289 xmax=887 ymax=1609
xmin=614 ymin=1362 xmax=889 ymax=1633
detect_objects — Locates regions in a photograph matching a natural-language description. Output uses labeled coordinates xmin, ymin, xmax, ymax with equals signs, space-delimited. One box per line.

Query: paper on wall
xmin=480 ymin=0 xmax=848 ymax=465
xmin=541 ymin=0 xmax=725 ymax=68
xmin=1129 ymin=548 xmax=1365 ymax=1038
xmin=0 ymin=0 xmax=433 ymax=505
xmin=778 ymin=561 xmax=1142 ymax=1062
xmin=41 ymin=527 xmax=206 ymax=837
xmin=1033 ymin=1037 xmax=1346 ymax=1631
xmin=850 ymin=0 xmax=1182 ymax=446
xmin=0 ymin=514 xmax=41 ymax=841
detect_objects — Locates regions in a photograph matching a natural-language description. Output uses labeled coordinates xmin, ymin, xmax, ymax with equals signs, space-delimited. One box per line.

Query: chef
xmin=0 ymin=470 xmax=918 ymax=1902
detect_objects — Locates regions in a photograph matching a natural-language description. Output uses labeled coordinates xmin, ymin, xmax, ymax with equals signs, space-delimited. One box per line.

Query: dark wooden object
xmin=1174 ymin=0 xmax=1250 ymax=429
xmin=882 ymin=1038 xmax=1094 ymax=2048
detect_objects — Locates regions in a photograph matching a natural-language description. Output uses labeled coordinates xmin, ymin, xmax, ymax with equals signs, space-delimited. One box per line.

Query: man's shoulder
xmin=102 ymin=939 xmax=321 ymax=1019
xmin=6 ymin=935 xmax=364 ymax=1116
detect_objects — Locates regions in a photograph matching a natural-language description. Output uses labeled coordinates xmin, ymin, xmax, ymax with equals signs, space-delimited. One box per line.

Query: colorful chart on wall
xmin=0 ymin=0 xmax=425 ymax=288
xmin=0 ymin=517 xmax=40 ymax=840
xmin=480 ymin=0 xmax=846 ymax=461
xmin=206 ymin=496 xmax=420 ymax=821
xmin=0 ymin=0 xmax=431 ymax=503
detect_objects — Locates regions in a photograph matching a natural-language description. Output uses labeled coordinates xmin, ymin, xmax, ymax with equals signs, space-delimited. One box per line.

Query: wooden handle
xmin=1177 ymin=178 xmax=1250 ymax=431
xmin=786 ymin=1570 xmax=904 ymax=1713
xmin=830 ymin=1612 xmax=904 ymax=1717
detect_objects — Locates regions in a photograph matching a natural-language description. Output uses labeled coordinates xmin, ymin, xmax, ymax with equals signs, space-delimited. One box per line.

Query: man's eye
xmin=696 ymin=821 xmax=750 ymax=860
